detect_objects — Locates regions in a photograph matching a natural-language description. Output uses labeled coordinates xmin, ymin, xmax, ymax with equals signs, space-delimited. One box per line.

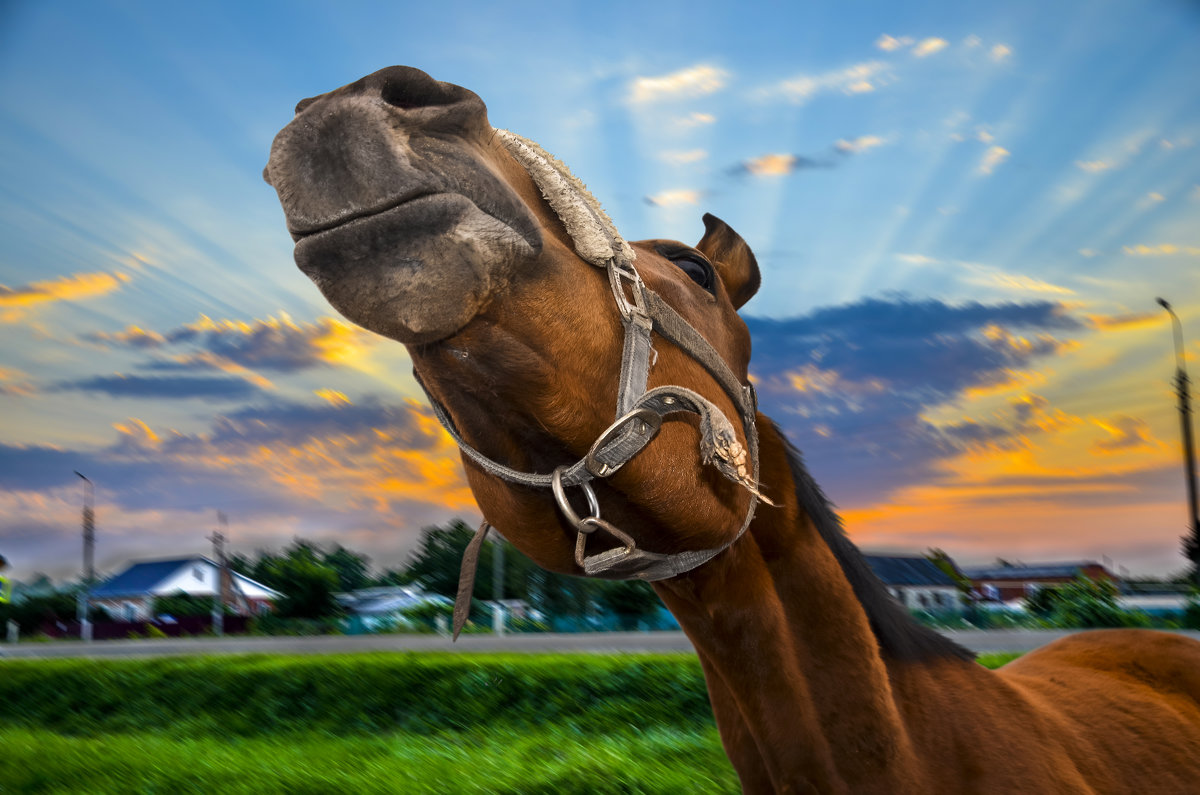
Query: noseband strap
xmin=427 ymin=131 xmax=766 ymax=639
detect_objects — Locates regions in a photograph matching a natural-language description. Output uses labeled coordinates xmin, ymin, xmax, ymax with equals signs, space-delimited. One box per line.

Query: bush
xmin=1023 ymin=576 xmax=1151 ymax=629
xmin=0 ymin=654 xmax=717 ymax=738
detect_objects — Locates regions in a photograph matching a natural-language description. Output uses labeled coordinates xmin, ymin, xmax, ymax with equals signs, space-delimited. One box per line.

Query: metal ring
xmin=551 ymin=467 xmax=601 ymax=531
xmin=584 ymin=407 xmax=663 ymax=477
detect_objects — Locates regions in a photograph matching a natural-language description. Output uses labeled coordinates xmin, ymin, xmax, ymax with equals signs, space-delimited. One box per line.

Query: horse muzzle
xmin=265 ymin=66 xmax=542 ymax=344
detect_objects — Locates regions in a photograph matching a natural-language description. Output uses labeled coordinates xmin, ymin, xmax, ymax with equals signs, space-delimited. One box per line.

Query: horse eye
xmin=671 ymin=256 xmax=714 ymax=292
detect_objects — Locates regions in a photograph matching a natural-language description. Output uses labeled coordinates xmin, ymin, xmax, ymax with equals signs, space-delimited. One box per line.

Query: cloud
xmin=912 ymin=38 xmax=949 ymax=58
xmin=84 ymin=325 xmax=167 ymax=348
xmin=1145 ymin=191 xmax=1166 ymax=203
xmin=174 ymin=314 xmax=376 ymax=373
xmin=1085 ymin=312 xmax=1161 ymax=331
xmin=961 ymin=265 xmax=1075 ymax=296
xmin=978 ymin=145 xmax=1010 ymax=175
xmin=57 ymin=373 xmax=262 ymax=401
xmin=86 ymin=313 xmax=379 ymax=377
xmin=744 ymin=297 xmax=1082 ymax=505
xmin=990 ymin=44 xmax=1013 ymax=61
xmin=0 ymin=271 xmax=130 ymax=322
xmin=834 ymin=135 xmax=888 ymax=154
xmin=315 ymin=388 xmax=352 ymax=406
xmin=895 ymin=253 xmax=940 ymax=265
xmin=1075 ymin=160 xmax=1114 ymax=173
xmin=645 ymin=189 xmax=703 ymax=206
xmin=629 ymin=64 xmax=728 ymax=104
xmin=1123 ymin=243 xmax=1200 ymax=256
xmin=675 ymin=112 xmax=716 ymax=128
xmin=775 ymin=61 xmax=892 ymax=104
xmin=0 ymin=367 xmax=35 ymax=397
xmin=875 ymin=34 xmax=914 ymax=52
xmin=1092 ymin=416 xmax=1158 ymax=454
xmin=660 ymin=149 xmax=708 ymax=165
xmin=1078 ymin=248 xmax=1099 ymax=258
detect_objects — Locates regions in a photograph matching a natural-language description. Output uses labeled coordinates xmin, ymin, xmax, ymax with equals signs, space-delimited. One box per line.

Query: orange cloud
xmin=0 ymin=271 xmax=130 ymax=321
xmin=115 ymin=399 xmax=476 ymax=516
xmin=1085 ymin=312 xmax=1161 ymax=331
xmin=744 ymin=153 xmax=798 ymax=176
xmin=0 ymin=366 xmax=35 ymax=396
xmin=1091 ymin=415 xmax=1160 ymax=454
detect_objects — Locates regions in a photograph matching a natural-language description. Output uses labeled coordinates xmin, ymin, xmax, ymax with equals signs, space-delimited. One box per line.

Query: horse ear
xmin=696 ymin=213 xmax=761 ymax=309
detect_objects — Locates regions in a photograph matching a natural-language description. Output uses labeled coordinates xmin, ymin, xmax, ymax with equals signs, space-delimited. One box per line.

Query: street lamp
xmin=1156 ymin=299 xmax=1200 ymax=583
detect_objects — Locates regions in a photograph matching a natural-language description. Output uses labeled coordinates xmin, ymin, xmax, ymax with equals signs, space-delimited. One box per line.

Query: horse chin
xmin=294 ymin=193 xmax=542 ymax=344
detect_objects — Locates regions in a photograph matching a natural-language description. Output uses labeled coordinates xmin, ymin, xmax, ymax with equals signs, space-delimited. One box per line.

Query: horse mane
xmin=775 ymin=422 xmax=975 ymax=662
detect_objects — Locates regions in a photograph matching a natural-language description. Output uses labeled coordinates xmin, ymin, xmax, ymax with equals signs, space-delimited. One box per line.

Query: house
xmin=961 ymin=560 xmax=1118 ymax=603
xmin=865 ymin=555 xmax=963 ymax=613
xmin=336 ymin=585 xmax=453 ymax=632
xmin=89 ymin=556 xmax=280 ymax=621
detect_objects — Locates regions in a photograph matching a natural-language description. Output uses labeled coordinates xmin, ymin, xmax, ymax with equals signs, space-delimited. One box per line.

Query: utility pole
xmin=1157 ymin=298 xmax=1200 ymax=584
xmin=208 ymin=513 xmax=229 ymax=636
xmin=73 ymin=471 xmax=94 ymax=641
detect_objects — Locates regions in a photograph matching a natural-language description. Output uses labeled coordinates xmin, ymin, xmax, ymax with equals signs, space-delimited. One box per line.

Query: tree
xmin=323 ymin=544 xmax=371 ymax=592
xmin=401 ymin=520 xmax=536 ymax=601
xmin=1023 ymin=576 xmax=1147 ymax=629
xmin=256 ymin=541 xmax=343 ymax=619
xmin=926 ymin=549 xmax=972 ymax=596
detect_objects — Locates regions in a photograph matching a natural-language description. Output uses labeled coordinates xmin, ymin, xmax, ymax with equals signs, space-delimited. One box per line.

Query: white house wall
xmin=155 ymin=561 xmax=214 ymax=596
xmin=150 ymin=560 xmax=280 ymax=599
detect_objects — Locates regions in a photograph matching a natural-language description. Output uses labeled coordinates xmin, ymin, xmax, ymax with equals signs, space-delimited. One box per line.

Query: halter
xmin=423 ymin=131 xmax=767 ymax=638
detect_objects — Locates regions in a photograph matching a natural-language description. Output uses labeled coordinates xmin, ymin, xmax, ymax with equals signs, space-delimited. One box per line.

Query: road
xmin=3 ymin=629 xmax=1199 ymax=659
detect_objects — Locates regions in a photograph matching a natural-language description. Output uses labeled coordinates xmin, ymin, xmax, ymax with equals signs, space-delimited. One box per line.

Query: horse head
xmin=265 ymin=65 xmax=763 ymax=578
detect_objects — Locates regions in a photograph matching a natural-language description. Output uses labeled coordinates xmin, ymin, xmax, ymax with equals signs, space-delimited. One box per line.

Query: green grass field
xmin=0 ymin=651 xmax=1018 ymax=793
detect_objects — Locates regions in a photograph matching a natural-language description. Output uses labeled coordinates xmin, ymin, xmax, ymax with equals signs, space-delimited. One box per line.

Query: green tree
xmin=257 ymin=541 xmax=344 ymax=619
xmin=323 ymin=544 xmax=371 ymax=592
xmin=1023 ymin=576 xmax=1147 ymax=629
xmin=402 ymin=520 xmax=535 ymax=602
xmin=926 ymin=548 xmax=972 ymax=596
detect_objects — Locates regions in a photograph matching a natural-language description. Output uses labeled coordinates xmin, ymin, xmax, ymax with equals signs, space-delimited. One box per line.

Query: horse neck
xmin=653 ymin=420 xmax=933 ymax=792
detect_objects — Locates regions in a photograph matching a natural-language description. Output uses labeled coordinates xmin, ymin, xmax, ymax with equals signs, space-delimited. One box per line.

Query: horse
xmin=264 ymin=66 xmax=1200 ymax=793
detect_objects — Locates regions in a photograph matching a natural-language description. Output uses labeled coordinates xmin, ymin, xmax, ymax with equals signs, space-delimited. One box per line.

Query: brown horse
xmin=265 ymin=66 xmax=1200 ymax=793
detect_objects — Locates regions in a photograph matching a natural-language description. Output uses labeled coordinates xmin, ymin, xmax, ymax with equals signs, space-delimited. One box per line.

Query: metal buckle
xmin=551 ymin=467 xmax=601 ymax=531
xmin=584 ymin=407 xmax=663 ymax=477
xmin=608 ymin=261 xmax=647 ymax=319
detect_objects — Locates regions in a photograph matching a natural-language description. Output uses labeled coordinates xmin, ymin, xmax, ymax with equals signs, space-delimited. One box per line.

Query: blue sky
xmin=1 ymin=0 xmax=1198 ymax=581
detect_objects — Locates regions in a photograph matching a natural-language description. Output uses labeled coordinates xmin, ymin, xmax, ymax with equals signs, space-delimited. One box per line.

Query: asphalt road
xmin=3 ymin=629 xmax=1198 ymax=659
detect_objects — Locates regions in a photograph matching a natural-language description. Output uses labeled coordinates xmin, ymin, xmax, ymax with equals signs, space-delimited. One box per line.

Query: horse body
xmin=265 ymin=66 xmax=1200 ymax=793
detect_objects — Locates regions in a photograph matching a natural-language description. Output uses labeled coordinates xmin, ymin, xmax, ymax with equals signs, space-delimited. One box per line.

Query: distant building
xmin=89 ymin=556 xmax=280 ymax=621
xmin=335 ymin=585 xmax=458 ymax=633
xmin=865 ymin=555 xmax=963 ymax=613
xmin=961 ymin=560 xmax=1118 ymax=603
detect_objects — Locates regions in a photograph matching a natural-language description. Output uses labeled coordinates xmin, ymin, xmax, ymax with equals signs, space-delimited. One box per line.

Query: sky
xmin=2 ymin=0 xmax=1198 ymax=582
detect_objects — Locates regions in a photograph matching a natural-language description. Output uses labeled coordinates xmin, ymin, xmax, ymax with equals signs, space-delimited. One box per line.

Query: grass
xmin=0 ymin=726 xmax=738 ymax=794
xmin=0 ymin=651 xmax=1020 ymax=793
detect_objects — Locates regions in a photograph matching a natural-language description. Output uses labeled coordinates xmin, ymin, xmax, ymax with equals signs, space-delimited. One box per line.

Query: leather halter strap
xmin=421 ymin=130 xmax=766 ymax=639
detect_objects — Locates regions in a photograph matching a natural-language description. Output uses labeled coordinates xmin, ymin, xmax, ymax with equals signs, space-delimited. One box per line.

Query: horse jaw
xmin=265 ymin=66 xmax=543 ymax=344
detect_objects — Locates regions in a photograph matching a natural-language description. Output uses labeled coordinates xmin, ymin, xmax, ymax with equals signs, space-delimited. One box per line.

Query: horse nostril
xmin=379 ymin=76 xmax=458 ymax=110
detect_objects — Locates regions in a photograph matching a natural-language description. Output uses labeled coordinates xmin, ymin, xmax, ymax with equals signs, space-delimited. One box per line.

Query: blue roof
xmin=90 ymin=557 xmax=203 ymax=597
xmin=865 ymin=556 xmax=957 ymax=587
